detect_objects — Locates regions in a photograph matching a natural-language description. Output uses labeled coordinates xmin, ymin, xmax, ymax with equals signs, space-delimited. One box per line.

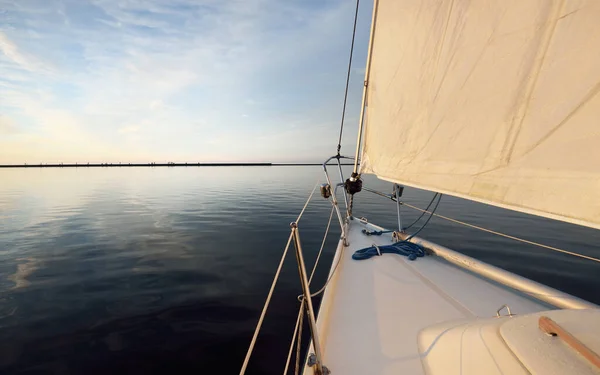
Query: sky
xmin=0 ymin=0 xmax=372 ymax=164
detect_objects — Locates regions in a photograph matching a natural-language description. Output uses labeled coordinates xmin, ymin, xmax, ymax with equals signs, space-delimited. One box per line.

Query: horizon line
xmin=0 ymin=162 xmax=357 ymax=168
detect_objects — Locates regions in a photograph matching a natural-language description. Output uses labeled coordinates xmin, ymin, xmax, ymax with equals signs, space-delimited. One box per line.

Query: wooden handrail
xmin=539 ymin=316 xmax=600 ymax=369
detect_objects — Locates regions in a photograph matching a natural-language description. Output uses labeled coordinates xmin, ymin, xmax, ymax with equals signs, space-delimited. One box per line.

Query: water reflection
xmin=8 ymin=257 xmax=40 ymax=290
xmin=0 ymin=166 xmax=599 ymax=374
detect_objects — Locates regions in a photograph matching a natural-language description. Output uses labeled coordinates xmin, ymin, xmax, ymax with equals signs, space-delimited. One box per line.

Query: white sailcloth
xmin=360 ymin=0 xmax=600 ymax=229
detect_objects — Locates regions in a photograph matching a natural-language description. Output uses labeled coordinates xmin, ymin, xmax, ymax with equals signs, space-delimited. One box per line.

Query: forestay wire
xmin=336 ymin=0 xmax=361 ymax=156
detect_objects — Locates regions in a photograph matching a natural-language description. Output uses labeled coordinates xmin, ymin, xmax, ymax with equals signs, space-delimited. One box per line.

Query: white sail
xmin=359 ymin=0 xmax=600 ymax=230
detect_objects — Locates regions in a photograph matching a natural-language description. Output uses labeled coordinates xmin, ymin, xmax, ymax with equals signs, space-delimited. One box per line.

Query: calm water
xmin=0 ymin=167 xmax=599 ymax=374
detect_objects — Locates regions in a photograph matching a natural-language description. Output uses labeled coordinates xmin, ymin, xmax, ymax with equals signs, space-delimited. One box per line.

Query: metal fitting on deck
xmin=307 ymin=354 xmax=331 ymax=375
xmin=393 ymin=184 xmax=404 ymax=197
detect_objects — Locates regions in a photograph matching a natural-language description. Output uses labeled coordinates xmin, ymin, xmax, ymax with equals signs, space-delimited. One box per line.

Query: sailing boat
xmin=241 ymin=1 xmax=600 ymax=374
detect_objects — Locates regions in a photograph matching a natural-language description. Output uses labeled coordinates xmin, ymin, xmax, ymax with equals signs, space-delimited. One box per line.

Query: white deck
xmin=307 ymin=219 xmax=556 ymax=375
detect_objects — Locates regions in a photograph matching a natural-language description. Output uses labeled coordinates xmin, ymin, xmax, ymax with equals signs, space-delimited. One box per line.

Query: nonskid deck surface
xmin=310 ymin=219 xmax=550 ymax=375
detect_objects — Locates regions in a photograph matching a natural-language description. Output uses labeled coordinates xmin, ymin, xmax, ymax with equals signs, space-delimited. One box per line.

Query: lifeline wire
xmin=402 ymin=201 xmax=600 ymax=264
xmin=283 ymin=206 xmax=335 ymax=375
xmin=240 ymin=180 xmax=321 ymax=375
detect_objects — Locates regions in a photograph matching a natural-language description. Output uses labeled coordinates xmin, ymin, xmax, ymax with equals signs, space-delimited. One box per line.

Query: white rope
xmin=402 ymin=202 xmax=600 ymax=264
xmin=307 ymin=239 xmax=346 ymax=299
xmin=308 ymin=207 xmax=335 ymax=283
xmin=240 ymin=180 xmax=321 ymax=375
xmin=283 ymin=206 xmax=335 ymax=375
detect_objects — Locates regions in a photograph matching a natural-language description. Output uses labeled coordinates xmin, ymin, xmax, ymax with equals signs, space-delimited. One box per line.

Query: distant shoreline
xmin=0 ymin=162 xmax=356 ymax=168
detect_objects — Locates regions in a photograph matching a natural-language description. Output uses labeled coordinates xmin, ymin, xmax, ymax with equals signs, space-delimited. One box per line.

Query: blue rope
xmin=353 ymin=194 xmax=443 ymax=262
xmin=352 ymin=241 xmax=425 ymax=261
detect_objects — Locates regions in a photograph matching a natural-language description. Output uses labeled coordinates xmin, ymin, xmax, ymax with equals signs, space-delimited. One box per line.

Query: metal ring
xmin=496 ymin=304 xmax=515 ymax=318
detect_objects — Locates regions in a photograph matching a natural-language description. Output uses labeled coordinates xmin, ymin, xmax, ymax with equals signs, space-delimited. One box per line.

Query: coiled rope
xmin=353 ymin=194 xmax=442 ymax=261
xmin=239 ymin=180 xmax=320 ymax=375
xmin=352 ymin=241 xmax=425 ymax=261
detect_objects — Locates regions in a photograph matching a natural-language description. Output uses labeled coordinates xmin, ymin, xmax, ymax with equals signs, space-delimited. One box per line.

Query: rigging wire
xmin=336 ymin=0 xmax=361 ymax=156
xmin=306 ymin=238 xmax=345 ymax=299
xmin=308 ymin=206 xmax=336 ymax=283
xmin=362 ymin=187 xmax=599 ymax=264
xmin=361 ymin=192 xmax=440 ymax=235
xmin=239 ymin=180 xmax=321 ymax=375
xmin=353 ymin=194 xmax=442 ymax=261
xmin=402 ymin=201 xmax=600 ymax=264
xmin=296 ymin=179 xmax=321 ymax=224
xmin=283 ymin=206 xmax=335 ymax=375
xmin=403 ymin=193 xmax=439 ymax=231
xmin=239 ymin=232 xmax=294 ymax=375
xmin=404 ymin=193 xmax=442 ymax=241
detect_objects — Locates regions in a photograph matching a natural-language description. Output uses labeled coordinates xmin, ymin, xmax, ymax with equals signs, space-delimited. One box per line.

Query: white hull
xmin=304 ymin=218 xmax=599 ymax=375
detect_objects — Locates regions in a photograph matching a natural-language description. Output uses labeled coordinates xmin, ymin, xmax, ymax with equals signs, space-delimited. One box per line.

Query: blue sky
xmin=0 ymin=0 xmax=372 ymax=163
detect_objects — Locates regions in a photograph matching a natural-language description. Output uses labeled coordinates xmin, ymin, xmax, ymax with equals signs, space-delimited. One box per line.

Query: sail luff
xmin=352 ymin=0 xmax=379 ymax=175
xmin=360 ymin=0 xmax=600 ymax=230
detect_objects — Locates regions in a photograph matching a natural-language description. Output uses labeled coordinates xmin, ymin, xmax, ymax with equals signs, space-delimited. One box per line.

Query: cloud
xmin=0 ymin=0 xmax=371 ymax=163
xmin=0 ymin=31 xmax=35 ymax=70
xmin=0 ymin=31 xmax=52 ymax=74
